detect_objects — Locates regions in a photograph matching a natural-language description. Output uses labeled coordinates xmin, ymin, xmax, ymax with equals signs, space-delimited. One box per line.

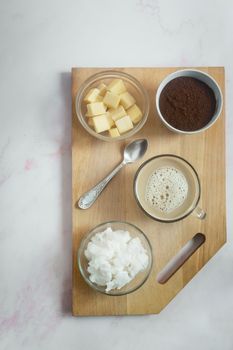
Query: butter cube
xmin=107 ymin=79 xmax=127 ymax=95
xmin=103 ymin=91 xmax=120 ymax=109
xmin=84 ymin=88 xmax=100 ymax=103
xmin=92 ymin=114 xmax=111 ymax=133
xmin=87 ymin=118 xmax=94 ymax=127
xmin=97 ymin=83 xmax=107 ymax=96
xmin=120 ymin=91 xmax=136 ymax=109
xmin=106 ymin=113 xmax=115 ymax=128
xmin=127 ymin=104 xmax=143 ymax=124
xmin=87 ymin=102 xmax=107 ymax=116
xmin=115 ymin=115 xmax=134 ymax=134
xmin=109 ymin=105 xmax=127 ymax=122
xmin=109 ymin=128 xmax=120 ymax=138
xmin=95 ymin=94 xmax=103 ymax=102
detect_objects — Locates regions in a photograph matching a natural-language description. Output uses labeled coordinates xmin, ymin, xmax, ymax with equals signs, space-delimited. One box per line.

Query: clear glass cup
xmin=75 ymin=70 xmax=149 ymax=142
xmin=77 ymin=221 xmax=153 ymax=296
xmin=134 ymin=154 xmax=206 ymax=223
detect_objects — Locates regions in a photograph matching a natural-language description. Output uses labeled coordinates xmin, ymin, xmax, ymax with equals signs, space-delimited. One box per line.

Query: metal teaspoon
xmin=77 ymin=138 xmax=148 ymax=209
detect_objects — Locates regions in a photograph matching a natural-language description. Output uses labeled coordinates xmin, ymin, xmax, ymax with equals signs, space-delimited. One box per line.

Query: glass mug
xmin=134 ymin=154 xmax=206 ymax=223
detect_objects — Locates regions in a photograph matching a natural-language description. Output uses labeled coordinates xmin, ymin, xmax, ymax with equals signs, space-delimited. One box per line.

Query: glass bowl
xmin=77 ymin=221 xmax=153 ymax=296
xmin=75 ymin=71 xmax=149 ymax=142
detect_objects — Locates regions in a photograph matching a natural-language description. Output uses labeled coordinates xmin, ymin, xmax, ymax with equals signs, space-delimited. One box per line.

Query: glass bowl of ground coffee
xmin=156 ymin=69 xmax=223 ymax=134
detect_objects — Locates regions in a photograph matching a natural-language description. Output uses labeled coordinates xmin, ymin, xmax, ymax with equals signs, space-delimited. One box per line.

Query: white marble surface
xmin=0 ymin=0 xmax=233 ymax=349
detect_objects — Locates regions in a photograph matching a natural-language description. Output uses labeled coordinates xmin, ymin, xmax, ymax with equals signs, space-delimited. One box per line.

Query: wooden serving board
xmin=72 ymin=67 xmax=226 ymax=316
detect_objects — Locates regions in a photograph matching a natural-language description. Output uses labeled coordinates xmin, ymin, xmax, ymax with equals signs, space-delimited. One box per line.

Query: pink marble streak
xmin=47 ymin=143 xmax=71 ymax=158
xmin=24 ymin=159 xmax=37 ymax=171
xmin=180 ymin=55 xmax=188 ymax=66
xmin=0 ymin=173 xmax=11 ymax=186
xmin=0 ymin=311 xmax=20 ymax=332
xmin=0 ymin=250 xmax=65 ymax=342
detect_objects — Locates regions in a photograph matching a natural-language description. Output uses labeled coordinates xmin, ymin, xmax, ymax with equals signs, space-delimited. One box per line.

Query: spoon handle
xmin=77 ymin=161 xmax=125 ymax=209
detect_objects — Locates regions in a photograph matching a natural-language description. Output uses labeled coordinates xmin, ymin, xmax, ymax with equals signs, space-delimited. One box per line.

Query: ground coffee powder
xmin=159 ymin=77 xmax=216 ymax=131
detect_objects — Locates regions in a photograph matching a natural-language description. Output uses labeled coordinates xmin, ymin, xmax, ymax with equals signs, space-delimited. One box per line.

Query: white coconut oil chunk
xmin=84 ymin=227 xmax=149 ymax=292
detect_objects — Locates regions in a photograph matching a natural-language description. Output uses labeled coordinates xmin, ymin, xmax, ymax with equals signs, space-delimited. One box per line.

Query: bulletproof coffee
xmin=159 ymin=77 xmax=216 ymax=131
xmin=134 ymin=155 xmax=201 ymax=222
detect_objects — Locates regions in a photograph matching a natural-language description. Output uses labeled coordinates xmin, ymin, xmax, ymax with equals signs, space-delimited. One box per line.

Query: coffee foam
xmin=145 ymin=166 xmax=188 ymax=213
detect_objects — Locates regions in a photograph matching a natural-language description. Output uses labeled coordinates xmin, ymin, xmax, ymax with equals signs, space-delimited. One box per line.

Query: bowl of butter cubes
xmin=75 ymin=70 xmax=150 ymax=141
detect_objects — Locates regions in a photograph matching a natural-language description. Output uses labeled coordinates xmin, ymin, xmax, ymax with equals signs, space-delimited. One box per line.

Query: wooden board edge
xmin=71 ymin=66 xmax=225 ymax=69
xmin=71 ymin=68 xmax=79 ymax=317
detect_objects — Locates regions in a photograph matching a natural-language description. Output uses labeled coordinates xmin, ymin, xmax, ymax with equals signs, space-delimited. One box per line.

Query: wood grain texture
xmin=72 ymin=67 xmax=226 ymax=316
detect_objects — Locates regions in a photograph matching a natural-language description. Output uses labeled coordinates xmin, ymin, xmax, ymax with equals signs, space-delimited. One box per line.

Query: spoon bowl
xmin=123 ymin=139 xmax=148 ymax=164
